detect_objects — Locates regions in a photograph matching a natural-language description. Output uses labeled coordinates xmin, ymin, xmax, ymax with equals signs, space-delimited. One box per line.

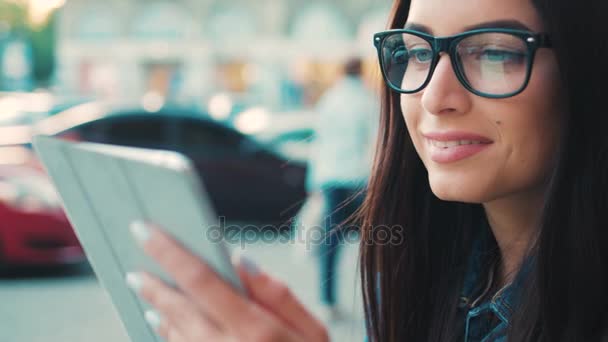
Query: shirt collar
xmin=460 ymin=228 xmax=535 ymax=323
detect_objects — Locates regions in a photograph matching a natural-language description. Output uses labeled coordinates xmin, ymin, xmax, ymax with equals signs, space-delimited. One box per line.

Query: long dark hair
xmin=359 ymin=0 xmax=608 ymax=341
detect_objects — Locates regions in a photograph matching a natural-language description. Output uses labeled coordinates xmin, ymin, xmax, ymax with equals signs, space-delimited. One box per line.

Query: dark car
xmin=35 ymin=104 xmax=307 ymax=225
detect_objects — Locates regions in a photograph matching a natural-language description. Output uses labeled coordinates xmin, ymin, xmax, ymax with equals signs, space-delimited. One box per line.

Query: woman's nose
xmin=420 ymin=54 xmax=472 ymax=116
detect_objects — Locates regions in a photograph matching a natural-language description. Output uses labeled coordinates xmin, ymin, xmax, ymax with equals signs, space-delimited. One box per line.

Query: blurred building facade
xmin=54 ymin=0 xmax=389 ymax=110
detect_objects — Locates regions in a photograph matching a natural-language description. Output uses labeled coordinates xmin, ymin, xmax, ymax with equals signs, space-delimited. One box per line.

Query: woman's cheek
xmin=401 ymin=99 xmax=424 ymax=153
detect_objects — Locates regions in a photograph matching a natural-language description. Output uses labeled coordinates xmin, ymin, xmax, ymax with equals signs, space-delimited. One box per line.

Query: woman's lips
xmin=422 ymin=132 xmax=494 ymax=164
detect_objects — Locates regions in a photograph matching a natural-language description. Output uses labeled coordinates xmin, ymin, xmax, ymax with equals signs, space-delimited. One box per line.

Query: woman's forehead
xmin=406 ymin=0 xmax=544 ymax=35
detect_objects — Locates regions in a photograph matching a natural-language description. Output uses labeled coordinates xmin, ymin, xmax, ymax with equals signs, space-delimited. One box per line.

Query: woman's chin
xmin=428 ymin=177 xmax=491 ymax=204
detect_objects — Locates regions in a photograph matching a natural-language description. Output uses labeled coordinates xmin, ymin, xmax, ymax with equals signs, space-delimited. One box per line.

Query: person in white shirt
xmin=306 ymin=57 xmax=378 ymax=320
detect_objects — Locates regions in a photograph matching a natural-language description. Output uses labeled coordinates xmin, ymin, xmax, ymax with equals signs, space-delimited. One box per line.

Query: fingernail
xmin=231 ymin=251 xmax=259 ymax=276
xmin=125 ymin=272 xmax=143 ymax=293
xmin=144 ymin=310 xmax=162 ymax=330
xmin=130 ymin=221 xmax=151 ymax=244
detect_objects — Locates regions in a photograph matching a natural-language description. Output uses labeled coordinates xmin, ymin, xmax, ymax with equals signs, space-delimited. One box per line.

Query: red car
xmin=0 ymin=161 xmax=85 ymax=268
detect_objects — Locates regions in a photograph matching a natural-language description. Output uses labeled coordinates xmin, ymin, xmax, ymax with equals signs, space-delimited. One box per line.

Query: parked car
xmin=247 ymin=110 xmax=316 ymax=165
xmin=0 ymin=163 xmax=85 ymax=268
xmin=34 ymin=102 xmax=308 ymax=224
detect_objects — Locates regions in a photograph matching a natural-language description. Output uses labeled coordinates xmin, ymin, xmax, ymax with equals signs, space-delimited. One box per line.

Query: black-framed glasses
xmin=373 ymin=28 xmax=552 ymax=98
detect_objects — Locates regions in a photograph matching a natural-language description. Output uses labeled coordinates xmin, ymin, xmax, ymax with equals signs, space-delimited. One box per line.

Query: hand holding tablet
xmin=32 ymin=136 xmax=327 ymax=342
xmin=125 ymin=221 xmax=328 ymax=342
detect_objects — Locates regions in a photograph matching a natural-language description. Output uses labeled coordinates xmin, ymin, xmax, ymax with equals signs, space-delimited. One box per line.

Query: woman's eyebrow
xmin=463 ymin=19 xmax=533 ymax=31
xmin=403 ymin=23 xmax=432 ymax=34
xmin=403 ymin=20 xmax=533 ymax=35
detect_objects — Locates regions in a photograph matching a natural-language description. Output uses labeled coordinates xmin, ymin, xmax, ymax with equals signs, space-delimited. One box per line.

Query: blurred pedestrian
xmin=306 ymin=57 xmax=378 ymax=321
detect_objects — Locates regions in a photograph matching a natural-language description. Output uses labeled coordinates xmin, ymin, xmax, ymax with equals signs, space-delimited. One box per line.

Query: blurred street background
xmin=1 ymin=237 xmax=365 ymax=341
xmin=0 ymin=0 xmax=388 ymax=341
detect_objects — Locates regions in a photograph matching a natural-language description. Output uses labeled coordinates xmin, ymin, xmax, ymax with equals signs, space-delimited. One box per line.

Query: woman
xmin=124 ymin=0 xmax=608 ymax=340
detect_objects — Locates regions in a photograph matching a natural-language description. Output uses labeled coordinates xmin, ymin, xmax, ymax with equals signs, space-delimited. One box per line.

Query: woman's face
xmin=402 ymin=0 xmax=563 ymax=203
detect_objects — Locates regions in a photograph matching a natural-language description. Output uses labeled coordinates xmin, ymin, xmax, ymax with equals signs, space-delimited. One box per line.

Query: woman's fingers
xmin=132 ymin=223 xmax=273 ymax=337
xmin=130 ymin=222 xmax=329 ymax=342
xmin=232 ymin=253 xmax=329 ymax=342
xmin=130 ymin=272 xmax=222 ymax=341
xmin=155 ymin=310 xmax=210 ymax=342
xmin=147 ymin=310 xmax=170 ymax=340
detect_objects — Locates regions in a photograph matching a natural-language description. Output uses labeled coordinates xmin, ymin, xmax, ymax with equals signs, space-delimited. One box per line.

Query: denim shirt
xmin=457 ymin=234 xmax=532 ymax=342
xmin=364 ymin=234 xmax=532 ymax=342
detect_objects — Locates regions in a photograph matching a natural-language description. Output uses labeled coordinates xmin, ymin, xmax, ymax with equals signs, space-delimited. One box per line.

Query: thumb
xmin=231 ymin=252 xmax=327 ymax=340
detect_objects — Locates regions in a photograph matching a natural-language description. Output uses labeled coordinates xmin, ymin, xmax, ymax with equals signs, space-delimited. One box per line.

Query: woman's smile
xmin=423 ymin=131 xmax=494 ymax=163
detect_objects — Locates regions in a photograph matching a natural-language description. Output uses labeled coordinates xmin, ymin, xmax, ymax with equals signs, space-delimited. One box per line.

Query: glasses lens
xmin=381 ymin=33 xmax=433 ymax=92
xmin=455 ymin=33 xmax=530 ymax=96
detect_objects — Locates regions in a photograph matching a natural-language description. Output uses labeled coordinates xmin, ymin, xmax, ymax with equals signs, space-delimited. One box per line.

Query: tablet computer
xmin=31 ymin=135 xmax=244 ymax=342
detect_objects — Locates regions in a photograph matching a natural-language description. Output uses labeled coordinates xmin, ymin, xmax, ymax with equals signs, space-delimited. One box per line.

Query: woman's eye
xmin=478 ymin=49 xmax=525 ymax=64
xmin=410 ymin=49 xmax=433 ymax=63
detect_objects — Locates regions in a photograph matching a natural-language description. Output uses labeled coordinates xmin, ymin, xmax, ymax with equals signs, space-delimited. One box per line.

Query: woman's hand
xmin=126 ymin=221 xmax=329 ymax=342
